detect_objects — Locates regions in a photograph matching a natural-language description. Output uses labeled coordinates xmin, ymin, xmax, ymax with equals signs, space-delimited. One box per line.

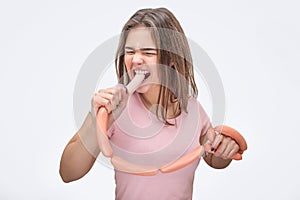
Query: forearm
xmin=59 ymin=113 xmax=99 ymax=182
xmin=59 ymin=134 xmax=97 ymax=182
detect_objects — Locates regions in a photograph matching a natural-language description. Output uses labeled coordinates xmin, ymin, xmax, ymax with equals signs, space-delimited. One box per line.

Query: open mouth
xmin=133 ymin=69 xmax=150 ymax=80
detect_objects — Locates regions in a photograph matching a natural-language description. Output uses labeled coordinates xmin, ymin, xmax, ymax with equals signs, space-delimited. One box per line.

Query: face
xmin=124 ymin=26 xmax=160 ymax=94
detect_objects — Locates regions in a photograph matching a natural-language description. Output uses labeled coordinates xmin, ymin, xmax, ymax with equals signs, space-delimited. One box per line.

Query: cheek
xmin=145 ymin=57 xmax=158 ymax=65
xmin=124 ymin=56 xmax=134 ymax=79
xmin=149 ymin=64 xmax=160 ymax=80
xmin=124 ymin=56 xmax=132 ymax=70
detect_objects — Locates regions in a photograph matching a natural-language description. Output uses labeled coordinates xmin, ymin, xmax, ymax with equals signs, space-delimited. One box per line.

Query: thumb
xmin=206 ymin=127 xmax=216 ymax=143
xmin=115 ymin=84 xmax=128 ymax=100
xmin=203 ymin=128 xmax=216 ymax=153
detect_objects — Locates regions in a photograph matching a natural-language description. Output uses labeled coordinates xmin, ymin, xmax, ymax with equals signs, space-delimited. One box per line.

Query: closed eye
xmin=124 ymin=47 xmax=157 ymax=56
xmin=143 ymin=51 xmax=157 ymax=55
xmin=125 ymin=50 xmax=134 ymax=55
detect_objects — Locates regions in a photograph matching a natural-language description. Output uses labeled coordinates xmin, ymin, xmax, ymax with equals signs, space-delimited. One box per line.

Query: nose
xmin=132 ymin=53 xmax=143 ymax=65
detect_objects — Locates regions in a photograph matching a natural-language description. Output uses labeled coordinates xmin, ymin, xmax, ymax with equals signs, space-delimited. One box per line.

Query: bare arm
xmin=59 ymin=113 xmax=99 ymax=183
xmin=59 ymin=85 xmax=127 ymax=183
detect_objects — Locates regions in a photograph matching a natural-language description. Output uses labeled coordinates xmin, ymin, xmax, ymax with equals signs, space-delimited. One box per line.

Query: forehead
xmin=125 ymin=27 xmax=156 ymax=49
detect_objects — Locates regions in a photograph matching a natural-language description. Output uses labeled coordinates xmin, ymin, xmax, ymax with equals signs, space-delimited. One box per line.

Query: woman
xmin=60 ymin=8 xmax=241 ymax=200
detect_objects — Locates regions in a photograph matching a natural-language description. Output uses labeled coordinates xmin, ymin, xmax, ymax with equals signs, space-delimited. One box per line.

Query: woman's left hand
xmin=205 ymin=128 xmax=240 ymax=160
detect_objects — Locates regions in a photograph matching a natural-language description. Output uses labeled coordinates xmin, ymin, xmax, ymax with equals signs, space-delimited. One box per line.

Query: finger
xmin=214 ymin=139 xmax=227 ymax=157
xmin=115 ymin=84 xmax=126 ymax=99
xmin=203 ymin=139 xmax=214 ymax=154
xmin=206 ymin=128 xmax=216 ymax=143
xmin=92 ymin=98 xmax=111 ymax=116
xmin=109 ymin=97 xmax=117 ymax=111
xmin=205 ymin=128 xmax=216 ymax=152
xmin=228 ymin=148 xmax=239 ymax=159
xmin=95 ymin=85 xmax=127 ymax=113
xmin=97 ymin=89 xmax=105 ymax=93
xmin=216 ymin=137 xmax=238 ymax=159
xmin=211 ymin=132 xmax=223 ymax=151
xmin=227 ymin=141 xmax=239 ymax=158
xmin=92 ymin=89 xmax=114 ymax=114
xmin=105 ymin=102 xmax=113 ymax=113
xmin=106 ymin=88 xmax=122 ymax=109
xmin=119 ymin=85 xmax=129 ymax=103
xmin=98 ymin=92 xmax=114 ymax=101
xmin=222 ymin=141 xmax=235 ymax=159
xmin=93 ymin=94 xmax=112 ymax=107
xmin=106 ymin=87 xmax=120 ymax=96
xmin=111 ymin=92 xmax=121 ymax=110
xmin=112 ymin=84 xmax=128 ymax=108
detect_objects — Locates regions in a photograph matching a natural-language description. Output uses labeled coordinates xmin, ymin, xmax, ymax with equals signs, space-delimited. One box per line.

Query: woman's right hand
xmin=90 ymin=84 xmax=128 ymax=121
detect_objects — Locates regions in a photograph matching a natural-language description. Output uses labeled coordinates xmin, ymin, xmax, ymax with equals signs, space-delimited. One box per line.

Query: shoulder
xmin=187 ymin=96 xmax=206 ymax=114
xmin=187 ymin=96 xmax=211 ymax=135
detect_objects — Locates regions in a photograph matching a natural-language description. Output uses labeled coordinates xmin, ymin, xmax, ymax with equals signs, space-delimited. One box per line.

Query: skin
xmin=59 ymin=26 xmax=239 ymax=183
xmin=59 ymin=113 xmax=97 ymax=183
xmin=124 ymin=26 xmax=161 ymax=110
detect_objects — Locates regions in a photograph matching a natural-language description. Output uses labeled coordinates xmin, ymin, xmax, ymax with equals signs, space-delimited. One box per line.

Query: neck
xmin=139 ymin=89 xmax=180 ymax=119
xmin=139 ymin=89 xmax=159 ymax=108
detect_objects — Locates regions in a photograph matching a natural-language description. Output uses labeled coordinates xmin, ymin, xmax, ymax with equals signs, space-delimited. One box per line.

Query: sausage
xmin=111 ymin=156 xmax=159 ymax=176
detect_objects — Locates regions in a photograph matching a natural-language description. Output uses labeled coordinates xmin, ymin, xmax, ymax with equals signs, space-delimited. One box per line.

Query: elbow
xmin=59 ymin=166 xmax=86 ymax=183
xmin=59 ymin=167 xmax=77 ymax=183
xmin=59 ymin=168 xmax=71 ymax=183
xmin=61 ymin=177 xmax=72 ymax=183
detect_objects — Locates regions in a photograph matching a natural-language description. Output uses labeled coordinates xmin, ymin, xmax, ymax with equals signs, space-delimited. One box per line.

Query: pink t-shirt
xmin=107 ymin=92 xmax=210 ymax=200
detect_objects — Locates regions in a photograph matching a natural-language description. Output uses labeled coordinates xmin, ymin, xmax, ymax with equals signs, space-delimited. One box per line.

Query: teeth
xmin=134 ymin=70 xmax=148 ymax=74
xmin=133 ymin=69 xmax=150 ymax=80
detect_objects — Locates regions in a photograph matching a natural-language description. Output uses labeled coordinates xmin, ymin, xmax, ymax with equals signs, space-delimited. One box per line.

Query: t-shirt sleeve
xmin=197 ymin=101 xmax=211 ymax=136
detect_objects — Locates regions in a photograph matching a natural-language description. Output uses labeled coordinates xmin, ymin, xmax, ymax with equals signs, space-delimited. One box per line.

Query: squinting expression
xmin=124 ymin=26 xmax=160 ymax=94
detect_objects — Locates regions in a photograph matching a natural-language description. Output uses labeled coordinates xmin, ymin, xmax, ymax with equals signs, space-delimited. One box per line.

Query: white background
xmin=1 ymin=0 xmax=299 ymax=199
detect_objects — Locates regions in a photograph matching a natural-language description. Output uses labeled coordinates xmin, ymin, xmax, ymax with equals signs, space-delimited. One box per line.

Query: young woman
xmin=60 ymin=8 xmax=241 ymax=200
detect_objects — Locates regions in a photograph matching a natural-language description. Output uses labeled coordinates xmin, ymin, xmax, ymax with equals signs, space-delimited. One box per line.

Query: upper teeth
xmin=134 ymin=70 xmax=148 ymax=74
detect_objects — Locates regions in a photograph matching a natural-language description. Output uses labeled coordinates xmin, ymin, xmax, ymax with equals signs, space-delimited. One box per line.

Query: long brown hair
xmin=115 ymin=8 xmax=198 ymax=125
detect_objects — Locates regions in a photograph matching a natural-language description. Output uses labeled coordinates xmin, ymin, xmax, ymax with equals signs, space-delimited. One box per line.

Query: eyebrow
xmin=125 ymin=46 xmax=157 ymax=51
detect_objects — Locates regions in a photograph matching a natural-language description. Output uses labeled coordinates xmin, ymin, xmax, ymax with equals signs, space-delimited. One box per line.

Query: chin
xmin=136 ymin=84 xmax=152 ymax=93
